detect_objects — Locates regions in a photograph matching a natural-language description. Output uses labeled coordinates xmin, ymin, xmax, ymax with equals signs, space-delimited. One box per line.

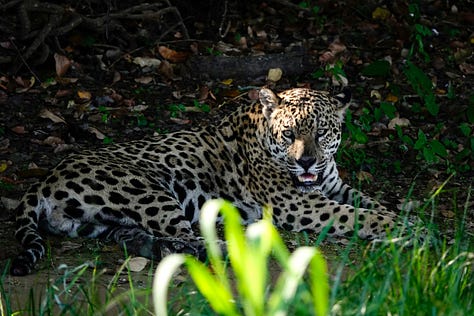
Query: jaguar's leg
xmin=91 ymin=187 xmax=211 ymax=261
xmin=327 ymin=181 xmax=387 ymax=211
xmin=277 ymin=195 xmax=399 ymax=240
xmin=97 ymin=225 xmax=207 ymax=261
xmin=319 ymin=161 xmax=387 ymax=211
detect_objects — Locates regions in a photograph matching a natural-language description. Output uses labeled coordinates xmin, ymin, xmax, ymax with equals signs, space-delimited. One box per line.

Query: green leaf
xmin=361 ymin=60 xmax=391 ymax=77
xmin=404 ymin=62 xmax=438 ymax=115
xmin=459 ymin=123 xmax=471 ymax=137
xmin=423 ymin=147 xmax=436 ymax=163
xmin=102 ymin=137 xmax=113 ymax=145
xmin=424 ymin=93 xmax=438 ymax=116
xmin=455 ymin=148 xmax=471 ymax=161
xmin=136 ymin=114 xmax=148 ymax=127
xmin=414 ymin=129 xmax=427 ymax=149
xmin=467 ymin=99 xmax=474 ymax=123
xmin=194 ymin=100 xmax=211 ymax=113
xmin=415 ymin=24 xmax=432 ymax=37
xmin=374 ymin=107 xmax=382 ymax=121
xmin=380 ymin=102 xmax=397 ymax=119
xmin=430 ymin=140 xmax=448 ymax=158
xmin=312 ymin=5 xmax=320 ymax=15
xmin=311 ymin=68 xmax=325 ymax=79
xmin=298 ymin=1 xmax=309 ymax=9
xmin=402 ymin=135 xmax=413 ymax=146
xmin=353 ymin=129 xmax=368 ymax=144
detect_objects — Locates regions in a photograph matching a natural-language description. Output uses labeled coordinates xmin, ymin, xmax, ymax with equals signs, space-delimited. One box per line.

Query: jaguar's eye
xmin=282 ymin=129 xmax=295 ymax=140
xmin=316 ymin=128 xmax=328 ymax=137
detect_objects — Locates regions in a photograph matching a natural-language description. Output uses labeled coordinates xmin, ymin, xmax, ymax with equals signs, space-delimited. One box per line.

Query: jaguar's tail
xmin=10 ymin=199 xmax=46 ymax=276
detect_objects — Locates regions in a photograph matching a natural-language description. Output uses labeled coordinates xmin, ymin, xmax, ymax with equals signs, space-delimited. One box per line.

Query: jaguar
xmin=10 ymin=87 xmax=402 ymax=276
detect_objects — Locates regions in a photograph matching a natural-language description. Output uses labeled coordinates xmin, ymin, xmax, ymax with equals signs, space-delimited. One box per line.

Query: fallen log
xmin=184 ymin=50 xmax=319 ymax=80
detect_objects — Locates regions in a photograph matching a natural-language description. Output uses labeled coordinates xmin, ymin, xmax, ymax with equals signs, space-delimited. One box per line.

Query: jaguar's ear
xmin=334 ymin=88 xmax=351 ymax=121
xmin=259 ymin=88 xmax=280 ymax=120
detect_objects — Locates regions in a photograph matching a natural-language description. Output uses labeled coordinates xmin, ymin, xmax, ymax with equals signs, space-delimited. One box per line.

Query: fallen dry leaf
xmin=0 ymin=196 xmax=20 ymax=210
xmin=11 ymin=125 xmax=26 ymax=134
xmin=459 ymin=62 xmax=474 ymax=75
xmin=158 ymin=46 xmax=190 ymax=63
xmin=54 ymin=144 xmax=74 ymax=153
xmin=42 ymin=136 xmax=64 ymax=146
xmin=319 ymin=51 xmax=335 ymax=63
xmin=172 ymin=90 xmax=182 ymax=99
xmin=158 ymin=60 xmax=175 ymax=80
xmin=388 ymin=116 xmax=410 ymax=129
xmin=134 ymin=76 xmax=154 ymax=84
xmin=88 ymin=127 xmax=106 ymax=140
xmin=372 ymin=7 xmax=391 ymax=20
xmin=441 ymin=209 xmax=456 ymax=218
xmin=385 ymin=94 xmax=398 ymax=102
xmin=128 ymin=257 xmax=149 ymax=272
xmin=40 ymin=109 xmax=67 ymax=124
xmin=215 ymin=41 xmax=240 ymax=53
xmin=121 ymin=99 xmax=135 ymax=107
xmin=112 ymin=71 xmax=121 ymax=84
xmin=370 ymin=90 xmax=382 ymax=100
xmin=169 ymin=117 xmax=191 ymax=125
xmin=56 ymin=77 xmax=79 ymax=84
xmin=133 ymin=57 xmax=162 ymax=68
xmin=54 ymin=53 xmax=71 ymax=77
xmin=77 ymin=90 xmax=92 ymax=101
xmin=0 ymin=161 xmax=9 ymax=173
xmin=131 ymin=104 xmax=148 ymax=112
xmin=15 ymin=76 xmax=35 ymax=93
xmin=248 ymin=89 xmax=259 ymax=100
xmin=199 ymin=86 xmax=209 ymax=101
xmin=55 ymin=89 xmax=73 ymax=98
xmin=328 ymin=39 xmax=347 ymax=54
xmin=267 ymin=68 xmax=283 ymax=82
xmin=221 ymin=78 xmax=233 ymax=85
xmin=356 ymin=170 xmax=374 ymax=182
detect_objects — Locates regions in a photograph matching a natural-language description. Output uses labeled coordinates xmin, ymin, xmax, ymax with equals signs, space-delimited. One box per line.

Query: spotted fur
xmin=11 ymin=88 xmax=400 ymax=276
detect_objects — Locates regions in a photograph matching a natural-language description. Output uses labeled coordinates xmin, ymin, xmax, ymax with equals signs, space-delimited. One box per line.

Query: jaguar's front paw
xmin=372 ymin=215 xmax=434 ymax=247
xmin=155 ymin=237 xmax=201 ymax=259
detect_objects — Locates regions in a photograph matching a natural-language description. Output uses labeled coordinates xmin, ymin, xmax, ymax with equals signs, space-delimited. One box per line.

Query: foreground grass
xmin=1 ymin=200 xmax=473 ymax=315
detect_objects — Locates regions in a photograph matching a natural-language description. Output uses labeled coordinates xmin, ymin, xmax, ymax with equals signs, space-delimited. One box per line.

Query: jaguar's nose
xmin=296 ymin=156 xmax=317 ymax=170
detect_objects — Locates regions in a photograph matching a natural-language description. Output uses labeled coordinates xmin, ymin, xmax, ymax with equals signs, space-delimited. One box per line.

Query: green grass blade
xmin=153 ymin=254 xmax=186 ymax=316
xmin=185 ymin=257 xmax=239 ymax=316
xmin=200 ymin=199 xmax=240 ymax=293
xmin=268 ymin=247 xmax=329 ymax=316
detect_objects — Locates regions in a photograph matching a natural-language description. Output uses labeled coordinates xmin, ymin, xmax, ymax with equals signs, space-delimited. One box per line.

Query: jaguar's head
xmin=259 ymin=87 xmax=350 ymax=192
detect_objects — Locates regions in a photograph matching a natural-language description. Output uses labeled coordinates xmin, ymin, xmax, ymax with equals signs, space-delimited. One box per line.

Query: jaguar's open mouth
xmin=292 ymin=172 xmax=323 ymax=187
